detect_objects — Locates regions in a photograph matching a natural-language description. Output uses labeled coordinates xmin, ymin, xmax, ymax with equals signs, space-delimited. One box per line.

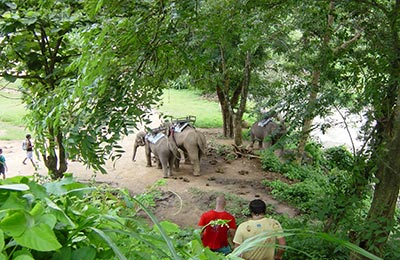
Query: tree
xmin=346 ymin=1 xmax=400 ymax=258
xmin=0 ymin=0 xmax=175 ymax=178
xmin=0 ymin=0 xmax=89 ymax=178
xmin=175 ymin=0 xmax=290 ymax=145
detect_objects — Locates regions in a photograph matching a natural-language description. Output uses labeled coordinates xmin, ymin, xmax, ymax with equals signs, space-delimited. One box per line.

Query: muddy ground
xmin=1 ymin=128 xmax=299 ymax=228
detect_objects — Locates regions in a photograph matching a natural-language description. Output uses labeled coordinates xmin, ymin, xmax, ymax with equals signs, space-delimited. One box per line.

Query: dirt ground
xmin=1 ymin=128 xmax=299 ymax=229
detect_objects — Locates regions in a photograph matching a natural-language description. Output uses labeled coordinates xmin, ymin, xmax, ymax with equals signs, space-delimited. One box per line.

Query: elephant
xmin=132 ymin=130 xmax=179 ymax=178
xmin=165 ymin=120 xmax=206 ymax=176
xmin=250 ymin=118 xmax=287 ymax=149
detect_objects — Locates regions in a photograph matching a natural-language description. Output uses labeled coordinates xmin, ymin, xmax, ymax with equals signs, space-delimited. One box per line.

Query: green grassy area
xmin=159 ymin=89 xmax=223 ymax=128
xmin=0 ymin=80 xmax=27 ymax=140
xmin=0 ymin=87 xmax=225 ymax=140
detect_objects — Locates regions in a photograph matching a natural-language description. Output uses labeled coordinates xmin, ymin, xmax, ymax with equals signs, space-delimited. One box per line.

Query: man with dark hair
xmin=233 ymin=199 xmax=286 ymax=260
xmin=198 ymin=195 xmax=237 ymax=255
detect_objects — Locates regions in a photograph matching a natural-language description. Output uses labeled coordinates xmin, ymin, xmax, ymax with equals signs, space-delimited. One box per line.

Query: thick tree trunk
xmin=355 ymin=8 xmax=400 ymax=257
xmin=233 ymin=51 xmax=251 ymax=146
xmin=297 ymin=1 xmax=335 ymax=162
xmin=296 ymin=70 xmax=319 ymax=162
xmin=217 ymin=45 xmax=235 ymax=138
xmin=354 ymin=103 xmax=400 ymax=259
xmin=42 ymin=127 xmax=68 ymax=179
xmin=217 ymin=87 xmax=234 ymax=138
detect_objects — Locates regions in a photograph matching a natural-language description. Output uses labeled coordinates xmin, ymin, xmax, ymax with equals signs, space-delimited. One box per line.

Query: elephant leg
xmin=183 ymin=150 xmax=191 ymax=165
xmin=168 ymin=155 xmax=175 ymax=177
xmin=145 ymin=152 xmax=152 ymax=167
xmin=249 ymin=140 xmax=255 ymax=148
xmin=174 ymin=157 xmax=180 ymax=170
xmin=193 ymin=160 xmax=200 ymax=176
xmin=174 ymin=151 xmax=181 ymax=169
xmin=158 ymin=156 xmax=170 ymax=178
xmin=187 ymin=147 xmax=200 ymax=176
xmin=156 ymin=158 xmax=162 ymax=169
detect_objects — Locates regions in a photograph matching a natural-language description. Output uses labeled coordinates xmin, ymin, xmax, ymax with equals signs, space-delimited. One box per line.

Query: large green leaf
xmin=0 ymin=211 xmax=28 ymax=237
xmin=72 ymin=246 xmax=96 ymax=260
xmin=155 ymin=221 xmax=180 ymax=235
xmin=44 ymin=198 xmax=76 ymax=228
xmin=0 ymin=230 xmax=4 ymax=252
xmin=0 ymin=193 xmax=27 ymax=211
xmin=51 ymin=247 xmax=71 ymax=260
xmin=0 ymin=184 xmax=29 ymax=191
xmin=13 ymin=255 xmax=34 ymax=260
xmin=14 ymin=223 xmax=62 ymax=252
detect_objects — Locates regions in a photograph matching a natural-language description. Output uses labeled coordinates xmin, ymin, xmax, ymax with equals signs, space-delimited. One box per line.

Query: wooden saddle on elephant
xmin=146 ymin=126 xmax=166 ymax=144
xmin=171 ymin=115 xmax=196 ymax=133
xmin=257 ymin=117 xmax=273 ymax=127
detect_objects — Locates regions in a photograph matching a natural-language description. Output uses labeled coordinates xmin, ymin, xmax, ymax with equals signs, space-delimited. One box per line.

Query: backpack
xmin=22 ymin=140 xmax=27 ymax=151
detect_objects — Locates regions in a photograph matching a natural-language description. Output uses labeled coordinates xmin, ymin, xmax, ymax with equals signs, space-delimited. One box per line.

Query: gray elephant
xmin=250 ymin=118 xmax=287 ymax=149
xmin=132 ymin=130 xmax=179 ymax=178
xmin=165 ymin=120 xmax=206 ymax=176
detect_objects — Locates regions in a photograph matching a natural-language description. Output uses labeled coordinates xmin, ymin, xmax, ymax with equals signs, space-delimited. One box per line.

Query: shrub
xmin=260 ymin=149 xmax=282 ymax=172
xmin=323 ymin=146 xmax=354 ymax=171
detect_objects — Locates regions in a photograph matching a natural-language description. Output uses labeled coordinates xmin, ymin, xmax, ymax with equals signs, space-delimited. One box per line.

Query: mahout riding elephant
xmin=164 ymin=117 xmax=206 ymax=176
xmin=132 ymin=128 xmax=179 ymax=178
xmin=250 ymin=118 xmax=287 ymax=149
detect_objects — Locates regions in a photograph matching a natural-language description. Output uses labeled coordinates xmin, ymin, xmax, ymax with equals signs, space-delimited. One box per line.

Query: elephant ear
xmin=136 ymin=131 xmax=147 ymax=143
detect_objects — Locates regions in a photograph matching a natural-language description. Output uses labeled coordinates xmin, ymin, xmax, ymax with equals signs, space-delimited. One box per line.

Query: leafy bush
xmin=260 ymin=149 xmax=282 ymax=173
xmin=323 ymin=146 xmax=354 ymax=171
xmin=304 ymin=141 xmax=325 ymax=166
xmin=0 ymin=175 xmax=231 ymax=260
xmin=281 ymin=163 xmax=317 ymax=181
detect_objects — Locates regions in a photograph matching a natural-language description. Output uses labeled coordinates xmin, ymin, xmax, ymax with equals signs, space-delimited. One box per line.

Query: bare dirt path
xmin=1 ymin=128 xmax=298 ymax=228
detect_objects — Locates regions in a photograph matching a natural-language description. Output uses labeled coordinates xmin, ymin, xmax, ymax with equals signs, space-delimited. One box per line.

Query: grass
xmin=158 ymin=89 xmax=223 ymax=128
xmin=0 ymin=79 xmax=27 ymax=140
xmin=0 ymin=86 xmax=225 ymax=140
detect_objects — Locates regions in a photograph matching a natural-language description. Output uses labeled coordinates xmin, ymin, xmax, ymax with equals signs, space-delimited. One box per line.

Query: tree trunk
xmin=296 ymin=1 xmax=335 ymax=162
xmin=354 ymin=102 xmax=400 ymax=259
xmin=233 ymin=51 xmax=251 ymax=146
xmin=355 ymin=7 xmax=400 ymax=257
xmin=42 ymin=126 xmax=68 ymax=179
xmin=217 ymin=85 xmax=234 ymax=138
xmin=296 ymin=70 xmax=320 ymax=162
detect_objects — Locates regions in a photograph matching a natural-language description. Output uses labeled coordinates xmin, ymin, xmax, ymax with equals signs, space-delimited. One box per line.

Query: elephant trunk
xmin=132 ymin=142 xmax=139 ymax=161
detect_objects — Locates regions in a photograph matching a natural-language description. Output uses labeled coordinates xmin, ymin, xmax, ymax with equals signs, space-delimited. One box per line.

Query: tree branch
xmin=355 ymin=0 xmax=389 ymax=15
xmin=333 ymin=31 xmax=362 ymax=54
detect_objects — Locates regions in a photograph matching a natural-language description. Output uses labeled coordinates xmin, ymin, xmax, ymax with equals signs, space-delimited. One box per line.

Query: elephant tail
xmin=196 ymin=131 xmax=207 ymax=157
xmin=167 ymin=138 xmax=180 ymax=159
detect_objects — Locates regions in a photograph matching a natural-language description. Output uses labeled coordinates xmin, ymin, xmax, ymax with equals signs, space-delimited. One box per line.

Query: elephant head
xmin=250 ymin=118 xmax=287 ymax=149
xmin=132 ymin=131 xmax=146 ymax=161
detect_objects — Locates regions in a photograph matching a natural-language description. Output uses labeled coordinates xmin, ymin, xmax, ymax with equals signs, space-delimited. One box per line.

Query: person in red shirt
xmin=198 ymin=195 xmax=237 ymax=255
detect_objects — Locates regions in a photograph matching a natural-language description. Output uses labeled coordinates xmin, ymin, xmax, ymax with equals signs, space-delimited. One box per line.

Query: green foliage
xmin=260 ymin=149 xmax=283 ymax=173
xmin=323 ymin=146 xmax=354 ymax=171
xmin=0 ymin=175 xmax=237 ymax=259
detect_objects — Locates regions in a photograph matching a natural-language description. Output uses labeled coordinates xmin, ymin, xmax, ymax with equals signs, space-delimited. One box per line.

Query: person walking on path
xmin=22 ymin=134 xmax=37 ymax=170
xmin=0 ymin=148 xmax=8 ymax=179
xmin=198 ymin=195 xmax=237 ymax=255
xmin=233 ymin=199 xmax=286 ymax=260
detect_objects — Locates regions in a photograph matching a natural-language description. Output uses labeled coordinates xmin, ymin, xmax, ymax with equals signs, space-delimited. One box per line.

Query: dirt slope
xmin=1 ymin=128 xmax=298 ymax=228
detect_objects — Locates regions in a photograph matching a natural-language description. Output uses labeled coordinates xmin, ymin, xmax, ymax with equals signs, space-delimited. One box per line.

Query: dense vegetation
xmin=0 ymin=0 xmax=399 ymax=259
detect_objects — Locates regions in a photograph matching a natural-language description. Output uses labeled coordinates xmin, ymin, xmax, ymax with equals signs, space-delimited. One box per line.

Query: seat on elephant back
xmin=171 ymin=115 xmax=197 ymax=133
xmin=146 ymin=126 xmax=166 ymax=144
xmin=257 ymin=117 xmax=273 ymax=127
